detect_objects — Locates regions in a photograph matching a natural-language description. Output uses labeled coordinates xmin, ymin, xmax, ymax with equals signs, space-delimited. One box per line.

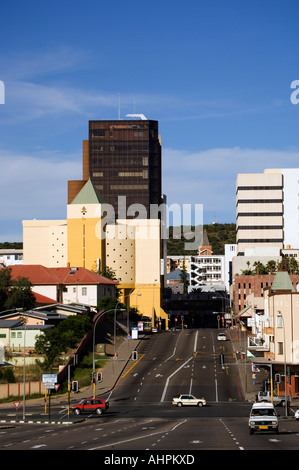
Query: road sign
xmin=42 ymin=374 xmax=57 ymax=383
xmin=131 ymin=327 xmax=138 ymax=339
xmin=44 ymin=382 xmax=56 ymax=389
xmin=13 ymin=401 xmax=21 ymax=409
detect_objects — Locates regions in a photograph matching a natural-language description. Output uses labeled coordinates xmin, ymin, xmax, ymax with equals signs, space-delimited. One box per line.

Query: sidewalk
xmin=227 ymin=328 xmax=299 ymax=410
xmin=227 ymin=328 xmax=267 ymax=403
xmin=89 ymin=333 xmax=144 ymax=399
xmin=0 ymin=332 xmax=144 ymax=424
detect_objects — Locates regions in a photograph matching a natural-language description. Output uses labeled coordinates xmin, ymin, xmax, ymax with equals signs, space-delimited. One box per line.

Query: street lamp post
xmin=277 ymin=311 xmax=288 ymax=417
xmin=92 ymin=306 xmax=126 ymax=397
xmin=92 ymin=308 xmax=115 ymax=397
xmin=23 ymin=319 xmax=26 ymax=421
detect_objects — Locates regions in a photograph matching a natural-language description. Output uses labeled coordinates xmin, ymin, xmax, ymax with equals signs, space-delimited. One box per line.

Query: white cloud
xmin=0 ymin=150 xmax=81 ymax=221
xmin=163 ymin=147 xmax=299 ymax=222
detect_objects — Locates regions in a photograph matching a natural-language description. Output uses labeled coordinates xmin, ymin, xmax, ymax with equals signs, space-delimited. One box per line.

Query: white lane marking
xmin=160 ymin=357 xmax=193 ymax=402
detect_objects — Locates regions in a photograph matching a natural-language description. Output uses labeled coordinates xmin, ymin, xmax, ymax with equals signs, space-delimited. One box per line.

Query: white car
xmin=295 ymin=409 xmax=299 ymax=420
xmin=249 ymin=402 xmax=279 ymax=435
xmin=217 ymin=333 xmax=227 ymax=341
xmin=172 ymin=394 xmax=206 ymax=407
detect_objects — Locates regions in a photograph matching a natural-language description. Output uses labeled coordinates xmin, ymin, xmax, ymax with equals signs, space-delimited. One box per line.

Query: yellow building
xmin=23 ymin=178 xmax=168 ymax=327
xmin=67 ymin=178 xmax=105 ymax=270
xmin=105 ymin=218 xmax=164 ymax=326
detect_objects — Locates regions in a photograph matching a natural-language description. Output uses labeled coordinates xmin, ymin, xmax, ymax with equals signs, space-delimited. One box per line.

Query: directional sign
xmin=42 ymin=374 xmax=57 ymax=383
xmin=44 ymin=382 xmax=56 ymax=389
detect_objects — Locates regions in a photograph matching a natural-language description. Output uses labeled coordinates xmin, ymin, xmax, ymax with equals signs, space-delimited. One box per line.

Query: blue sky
xmin=0 ymin=0 xmax=299 ymax=241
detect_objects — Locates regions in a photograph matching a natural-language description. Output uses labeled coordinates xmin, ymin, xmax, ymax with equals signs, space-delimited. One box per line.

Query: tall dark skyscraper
xmin=87 ymin=118 xmax=162 ymax=218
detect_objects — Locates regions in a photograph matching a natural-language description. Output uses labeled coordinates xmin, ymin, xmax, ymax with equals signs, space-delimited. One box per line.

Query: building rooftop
xmin=8 ymin=265 xmax=118 ymax=286
xmin=271 ymin=271 xmax=295 ymax=292
xmin=71 ymin=178 xmax=106 ymax=205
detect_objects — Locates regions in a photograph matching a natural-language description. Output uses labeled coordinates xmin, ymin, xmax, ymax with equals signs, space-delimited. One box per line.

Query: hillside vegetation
xmin=167 ymin=223 xmax=236 ymax=255
xmin=1 ymin=224 xmax=236 ymax=258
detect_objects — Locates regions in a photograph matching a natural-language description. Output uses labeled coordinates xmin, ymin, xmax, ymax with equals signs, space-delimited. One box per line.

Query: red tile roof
xmin=33 ymin=291 xmax=57 ymax=304
xmin=8 ymin=265 xmax=118 ymax=286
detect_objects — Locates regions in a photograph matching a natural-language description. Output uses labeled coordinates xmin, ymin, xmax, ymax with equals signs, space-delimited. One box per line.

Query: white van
xmin=248 ymin=402 xmax=279 ymax=435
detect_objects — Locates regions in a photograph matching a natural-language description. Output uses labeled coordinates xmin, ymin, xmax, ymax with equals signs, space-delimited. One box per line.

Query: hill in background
xmin=1 ymin=223 xmax=236 ymax=258
xmin=166 ymin=223 xmax=236 ymax=255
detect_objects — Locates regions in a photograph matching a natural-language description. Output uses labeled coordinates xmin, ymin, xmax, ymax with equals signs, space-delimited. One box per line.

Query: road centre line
xmin=164 ymin=331 xmax=183 ymax=362
xmin=160 ymin=356 xmax=193 ymax=402
xmin=161 ymin=331 xmax=199 ymax=402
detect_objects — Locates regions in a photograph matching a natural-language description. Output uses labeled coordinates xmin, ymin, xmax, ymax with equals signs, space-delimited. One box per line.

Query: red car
xmin=72 ymin=398 xmax=109 ymax=415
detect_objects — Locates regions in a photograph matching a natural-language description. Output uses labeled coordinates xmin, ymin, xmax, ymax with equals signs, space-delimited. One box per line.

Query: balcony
xmin=264 ymin=327 xmax=274 ymax=335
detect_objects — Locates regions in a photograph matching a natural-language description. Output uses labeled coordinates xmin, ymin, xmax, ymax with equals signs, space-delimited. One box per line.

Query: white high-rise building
xmin=236 ymin=168 xmax=299 ymax=255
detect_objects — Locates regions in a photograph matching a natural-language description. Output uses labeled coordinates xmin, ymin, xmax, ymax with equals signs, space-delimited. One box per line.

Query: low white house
xmin=0 ymin=248 xmax=23 ymax=267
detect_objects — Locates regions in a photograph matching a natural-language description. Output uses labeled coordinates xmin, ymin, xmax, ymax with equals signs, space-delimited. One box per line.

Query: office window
xmin=277 ymin=342 xmax=283 ymax=355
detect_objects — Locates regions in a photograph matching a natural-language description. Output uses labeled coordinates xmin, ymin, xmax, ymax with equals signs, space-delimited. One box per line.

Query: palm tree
xmin=265 ymin=260 xmax=277 ymax=275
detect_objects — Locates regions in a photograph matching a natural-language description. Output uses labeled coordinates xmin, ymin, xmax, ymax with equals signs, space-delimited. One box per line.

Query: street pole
xmin=22 ymin=318 xmax=27 ymax=421
xmin=92 ymin=308 xmax=125 ymax=394
xmin=283 ymin=316 xmax=288 ymax=417
xmin=277 ymin=311 xmax=288 ymax=417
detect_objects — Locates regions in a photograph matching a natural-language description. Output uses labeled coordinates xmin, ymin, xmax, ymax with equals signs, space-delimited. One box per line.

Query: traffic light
xmin=132 ymin=350 xmax=138 ymax=361
xmin=97 ymin=372 xmax=103 ymax=383
xmin=72 ymin=380 xmax=79 ymax=392
xmin=275 ymin=373 xmax=281 ymax=384
xmin=91 ymin=372 xmax=95 ymax=383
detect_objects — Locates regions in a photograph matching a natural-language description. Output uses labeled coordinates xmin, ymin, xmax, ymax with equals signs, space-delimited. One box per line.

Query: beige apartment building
xmin=236 ymin=168 xmax=299 ymax=256
xmin=236 ymin=170 xmax=284 ymax=255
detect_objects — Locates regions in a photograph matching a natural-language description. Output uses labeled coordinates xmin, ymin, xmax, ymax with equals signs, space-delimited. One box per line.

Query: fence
xmin=0 ymin=381 xmax=46 ymax=399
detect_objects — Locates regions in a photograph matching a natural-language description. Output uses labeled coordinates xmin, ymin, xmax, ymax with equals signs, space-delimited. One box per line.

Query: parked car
xmin=294 ymin=409 xmax=299 ymax=420
xmin=257 ymin=390 xmax=286 ymax=406
xmin=217 ymin=333 xmax=226 ymax=341
xmin=248 ymin=402 xmax=279 ymax=435
xmin=71 ymin=398 xmax=109 ymax=415
xmin=172 ymin=394 xmax=206 ymax=407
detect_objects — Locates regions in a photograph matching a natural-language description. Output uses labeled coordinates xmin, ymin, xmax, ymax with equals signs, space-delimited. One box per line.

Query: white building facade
xmin=189 ymin=254 xmax=225 ymax=288
xmin=236 ymin=168 xmax=299 ymax=256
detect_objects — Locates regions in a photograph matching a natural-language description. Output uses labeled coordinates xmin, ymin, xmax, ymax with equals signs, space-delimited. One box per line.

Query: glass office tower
xmin=88 ymin=119 xmax=162 ymax=218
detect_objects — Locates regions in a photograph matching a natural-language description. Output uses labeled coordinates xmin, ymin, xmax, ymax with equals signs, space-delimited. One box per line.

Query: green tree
xmin=179 ymin=258 xmax=189 ymax=293
xmin=5 ymin=276 xmax=36 ymax=310
xmin=97 ymin=296 xmax=122 ymax=313
xmin=252 ymin=261 xmax=267 ymax=275
xmin=0 ymin=268 xmax=35 ymax=312
xmin=0 ymin=268 xmax=12 ymax=311
xmin=35 ymin=315 xmax=92 ymax=369
xmin=241 ymin=261 xmax=253 ymax=276
xmin=265 ymin=260 xmax=277 ymax=274
xmin=287 ymin=257 xmax=299 ymax=274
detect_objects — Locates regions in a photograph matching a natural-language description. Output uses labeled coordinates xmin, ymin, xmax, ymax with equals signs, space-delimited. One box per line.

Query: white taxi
xmin=217 ymin=333 xmax=227 ymax=341
xmin=172 ymin=394 xmax=206 ymax=407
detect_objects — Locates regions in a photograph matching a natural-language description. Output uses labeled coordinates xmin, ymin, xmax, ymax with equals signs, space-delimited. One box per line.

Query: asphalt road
xmin=1 ymin=328 xmax=299 ymax=453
